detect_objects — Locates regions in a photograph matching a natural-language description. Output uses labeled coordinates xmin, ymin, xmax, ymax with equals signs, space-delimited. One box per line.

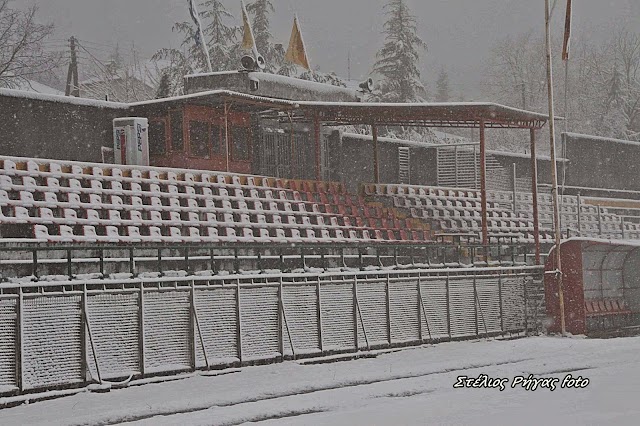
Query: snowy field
xmin=1 ymin=336 xmax=639 ymax=426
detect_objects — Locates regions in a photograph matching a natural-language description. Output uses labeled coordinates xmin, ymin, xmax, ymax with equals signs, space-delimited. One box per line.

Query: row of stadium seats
xmin=365 ymin=183 xmax=640 ymax=242
xmin=0 ymin=157 xmax=430 ymax=244
xmin=364 ymin=183 xmax=551 ymax=243
xmin=509 ymin=192 xmax=636 ymax=239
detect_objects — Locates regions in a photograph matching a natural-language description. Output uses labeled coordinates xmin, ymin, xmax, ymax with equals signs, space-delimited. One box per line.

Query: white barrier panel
xmin=0 ymin=299 xmax=17 ymax=393
xmin=0 ymin=267 xmax=542 ymax=397
xmin=22 ymin=296 xmax=83 ymax=390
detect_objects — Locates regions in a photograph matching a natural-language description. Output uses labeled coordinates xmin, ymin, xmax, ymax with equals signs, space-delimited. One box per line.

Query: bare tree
xmin=79 ymin=44 xmax=155 ymax=102
xmin=483 ymin=26 xmax=640 ymax=148
xmin=0 ymin=0 xmax=62 ymax=88
xmin=483 ymin=32 xmax=549 ymax=111
xmin=612 ymin=30 xmax=640 ymax=139
xmin=564 ymin=28 xmax=640 ymax=140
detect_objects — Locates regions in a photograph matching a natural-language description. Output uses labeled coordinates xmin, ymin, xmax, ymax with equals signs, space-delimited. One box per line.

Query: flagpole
xmin=544 ymin=0 xmax=566 ymax=335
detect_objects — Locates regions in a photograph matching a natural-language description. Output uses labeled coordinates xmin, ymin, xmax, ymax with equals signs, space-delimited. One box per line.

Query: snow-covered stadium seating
xmin=0 ymin=157 xmax=431 ymax=244
xmin=364 ymin=183 xmax=640 ymax=243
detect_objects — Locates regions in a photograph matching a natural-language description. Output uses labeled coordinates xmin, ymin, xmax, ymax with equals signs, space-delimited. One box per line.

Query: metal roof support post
xmin=512 ymin=163 xmax=518 ymax=213
xmin=479 ymin=119 xmax=489 ymax=251
xmin=224 ymin=101 xmax=230 ymax=173
xmin=372 ymin=124 xmax=380 ymax=184
xmin=530 ymin=128 xmax=541 ymax=265
xmin=314 ymin=112 xmax=322 ymax=181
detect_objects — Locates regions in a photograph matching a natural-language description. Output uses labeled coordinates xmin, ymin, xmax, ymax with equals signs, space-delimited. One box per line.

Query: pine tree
xmin=155 ymin=72 xmax=171 ymax=99
xmin=152 ymin=0 xmax=240 ymax=94
xmin=246 ymin=0 xmax=283 ymax=72
xmin=246 ymin=0 xmax=272 ymax=55
xmin=373 ymin=0 xmax=427 ymax=102
xmin=435 ymin=68 xmax=451 ymax=102
xmin=201 ymin=0 xmax=241 ymax=70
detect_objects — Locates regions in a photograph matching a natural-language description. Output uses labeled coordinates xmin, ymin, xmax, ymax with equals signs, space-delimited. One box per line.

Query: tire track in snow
xmin=96 ymin=357 xmax=536 ymax=426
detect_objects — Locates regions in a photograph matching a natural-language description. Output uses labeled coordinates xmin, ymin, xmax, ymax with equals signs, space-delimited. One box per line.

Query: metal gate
xmin=260 ymin=131 xmax=314 ymax=179
xmin=260 ymin=132 xmax=290 ymax=178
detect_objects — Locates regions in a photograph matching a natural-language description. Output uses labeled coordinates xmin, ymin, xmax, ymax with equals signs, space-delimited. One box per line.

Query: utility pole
xmin=65 ymin=36 xmax=80 ymax=97
xmin=544 ymin=0 xmax=565 ymax=335
xmin=347 ymin=50 xmax=352 ymax=81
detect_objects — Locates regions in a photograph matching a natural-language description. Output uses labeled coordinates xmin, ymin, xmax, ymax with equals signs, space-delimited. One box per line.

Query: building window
xmin=148 ymin=120 xmax=166 ymax=155
xmin=231 ymin=126 xmax=250 ymax=161
xmin=189 ymin=121 xmax=210 ymax=158
xmin=170 ymin=110 xmax=184 ymax=152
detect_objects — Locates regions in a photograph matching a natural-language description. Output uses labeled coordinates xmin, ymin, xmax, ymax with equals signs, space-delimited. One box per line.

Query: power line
xmin=76 ymin=42 xmax=112 ymax=76
xmin=74 ymin=38 xmax=119 ymax=49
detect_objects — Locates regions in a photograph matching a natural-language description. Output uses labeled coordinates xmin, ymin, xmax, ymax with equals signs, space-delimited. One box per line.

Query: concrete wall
xmin=564 ymin=133 xmax=640 ymax=192
xmin=0 ymin=94 xmax=124 ymax=162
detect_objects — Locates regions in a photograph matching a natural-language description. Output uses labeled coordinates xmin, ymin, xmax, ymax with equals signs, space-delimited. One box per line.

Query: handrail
xmin=0 ymin=241 xmax=538 ymax=282
xmin=0 ymin=264 xmax=545 ymax=290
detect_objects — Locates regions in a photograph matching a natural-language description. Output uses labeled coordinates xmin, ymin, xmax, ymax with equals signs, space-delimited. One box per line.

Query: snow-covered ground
xmin=1 ymin=336 xmax=639 ymax=425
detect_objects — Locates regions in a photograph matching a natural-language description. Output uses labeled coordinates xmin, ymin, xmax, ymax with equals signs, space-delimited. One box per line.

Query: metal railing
xmin=0 ymin=242 xmax=537 ymax=282
xmin=0 ymin=265 xmax=543 ymax=397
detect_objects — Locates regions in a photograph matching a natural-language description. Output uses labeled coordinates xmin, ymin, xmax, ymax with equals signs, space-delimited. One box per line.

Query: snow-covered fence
xmin=0 ymin=266 xmax=542 ymax=397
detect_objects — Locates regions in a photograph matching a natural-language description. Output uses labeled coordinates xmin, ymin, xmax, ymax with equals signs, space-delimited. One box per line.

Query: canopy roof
xmin=288 ymin=101 xmax=551 ymax=129
xmin=129 ymin=90 xmax=551 ymax=130
xmin=1 ymin=87 xmax=551 ymax=129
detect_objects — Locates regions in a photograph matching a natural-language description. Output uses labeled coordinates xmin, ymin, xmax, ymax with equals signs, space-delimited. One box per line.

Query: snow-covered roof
xmin=342 ymin=132 xmax=564 ymax=161
xmin=0 ymin=87 xmax=128 ymax=108
xmin=246 ymin=72 xmax=356 ymax=97
xmin=563 ymin=132 xmax=640 ymax=147
xmin=129 ymin=89 xmax=297 ymax=109
xmin=184 ymin=70 xmax=360 ymax=103
xmin=0 ymin=87 xmax=294 ymax=111
xmin=185 ymin=70 xmax=240 ymax=79
xmin=295 ymin=100 xmax=553 ymax=122
xmin=4 ymin=80 xmax=64 ymax=96
xmin=1 ymin=85 xmax=551 ymax=129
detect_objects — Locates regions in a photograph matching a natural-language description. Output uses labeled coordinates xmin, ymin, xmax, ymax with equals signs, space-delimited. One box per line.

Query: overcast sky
xmin=28 ymin=0 xmax=640 ymax=97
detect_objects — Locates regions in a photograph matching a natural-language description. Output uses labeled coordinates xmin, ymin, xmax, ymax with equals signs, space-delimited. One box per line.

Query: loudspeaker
xmin=240 ymin=54 xmax=267 ymax=71
xmin=255 ymin=54 xmax=266 ymax=70
xmin=359 ymin=78 xmax=374 ymax=92
xmin=240 ymin=55 xmax=256 ymax=71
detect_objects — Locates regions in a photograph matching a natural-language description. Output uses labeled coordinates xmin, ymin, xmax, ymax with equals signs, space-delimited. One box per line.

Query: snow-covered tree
xmin=155 ymin=71 xmax=171 ymax=99
xmin=81 ymin=45 xmax=155 ymax=102
xmin=246 ymin=0 xmax=283 ymax=72
xmin=277 ymin=64 xmax=347 ymax=88
xmin=201 ymin=0 xmax=241 ymax=70
xmin=152 ymin=0 xmax=240 ymax=95
xmin=245 ymin=0 xmax=272 ymax=55
xmin=372 ymin=0 xmax=427 ymax=102
xmin=150 ymin=48 xmax=192 ymax=96
xmin=607 ymin=64 xmax=624 ymax=106
xmin=435 ymin=69 xmax=451 ymax=102
xmin=483 ymin=32 xmax=548 ymax=111
xmin=0 ymin=0 xmax=63 ymax=88
xmin=482 ymin=25 xmax=640 ymax=149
